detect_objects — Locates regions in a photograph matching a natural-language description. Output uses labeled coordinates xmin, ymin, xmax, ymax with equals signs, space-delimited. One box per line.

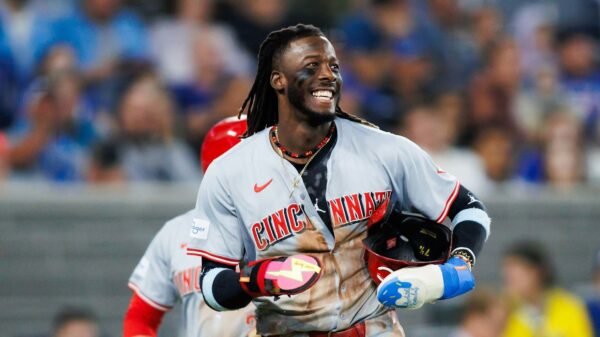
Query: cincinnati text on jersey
xmin=251 ymin=190 xmax=392 ymax=251
xmin=173 ymin=266 xmax=202 ymax=297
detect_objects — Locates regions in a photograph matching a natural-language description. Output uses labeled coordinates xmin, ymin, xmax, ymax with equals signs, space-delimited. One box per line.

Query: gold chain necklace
xmin=275 ymin=127 xmax=330 ymax=198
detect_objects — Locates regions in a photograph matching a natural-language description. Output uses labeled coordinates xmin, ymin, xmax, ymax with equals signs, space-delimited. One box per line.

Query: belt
xmin=307 ymin=321 xmax=366 ymax=337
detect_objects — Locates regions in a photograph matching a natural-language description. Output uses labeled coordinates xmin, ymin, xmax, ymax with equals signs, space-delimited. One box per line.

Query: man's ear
xmin=271 ymin=71 xmax=286 ymax=92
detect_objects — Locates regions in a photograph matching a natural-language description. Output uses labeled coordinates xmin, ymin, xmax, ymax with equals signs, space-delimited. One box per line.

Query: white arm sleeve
xmin=391 ymin=138 xmax=459 ymax=223
xmin=187 ymin=167 xmax=244 ymax=266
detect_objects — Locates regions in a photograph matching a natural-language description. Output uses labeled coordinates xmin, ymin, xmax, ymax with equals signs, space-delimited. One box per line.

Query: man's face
xmin=54 ymin=320 xmax=99 ymax=337
xmin=502 ymin=256 xmax=543 ymax=300
xmin=275 ymin=36 xmax=342 ymax=125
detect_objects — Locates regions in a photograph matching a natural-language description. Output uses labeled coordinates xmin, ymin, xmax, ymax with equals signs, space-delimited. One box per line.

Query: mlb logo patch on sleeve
xmin=191 ymin=218 xmax=210 ymax=240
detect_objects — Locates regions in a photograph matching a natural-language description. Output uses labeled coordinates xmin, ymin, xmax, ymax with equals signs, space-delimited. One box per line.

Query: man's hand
xmin=376 ymin=257 xmax=475 ymax=309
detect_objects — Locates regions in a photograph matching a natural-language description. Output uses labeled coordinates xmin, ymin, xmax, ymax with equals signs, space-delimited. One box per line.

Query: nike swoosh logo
xmin=254 ymin=179 xmax=273 ymax=193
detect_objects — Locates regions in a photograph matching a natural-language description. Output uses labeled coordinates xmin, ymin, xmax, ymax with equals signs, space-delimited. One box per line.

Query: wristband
xmin=451 ymin=247 xmax=476 ymax=268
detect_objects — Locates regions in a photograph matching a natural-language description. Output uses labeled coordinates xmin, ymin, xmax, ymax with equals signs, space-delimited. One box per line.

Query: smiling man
xmin=188 ymin=24 xmax=490 ymax=337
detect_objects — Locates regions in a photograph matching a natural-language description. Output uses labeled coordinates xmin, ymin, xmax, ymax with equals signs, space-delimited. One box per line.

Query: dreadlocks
xmin=239 ymin=23 xmax=375 ymax=137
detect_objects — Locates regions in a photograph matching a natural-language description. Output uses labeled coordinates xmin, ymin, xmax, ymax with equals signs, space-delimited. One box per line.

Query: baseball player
xmin=188 ymin=24 xmax=490 ymax=336
xmin=123 ymin=117 xmax=256 ymax=337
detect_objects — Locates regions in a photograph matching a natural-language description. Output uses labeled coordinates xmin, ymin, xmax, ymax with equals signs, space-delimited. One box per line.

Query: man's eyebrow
xmin=301 ymin=54 xmax=339 ymax=62
xmin=301 ymin=54 xmax=322 ymax=61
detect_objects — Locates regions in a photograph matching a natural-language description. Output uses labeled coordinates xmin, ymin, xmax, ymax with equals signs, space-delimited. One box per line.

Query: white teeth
xmin=312 ymin=90 xmax=333 ymax=99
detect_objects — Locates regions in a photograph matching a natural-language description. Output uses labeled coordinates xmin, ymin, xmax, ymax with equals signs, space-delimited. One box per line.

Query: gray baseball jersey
xmin=187 ymin=117 xmax=458 ymax=336
xmin=129 ymin=210 xmax=256 ymax=337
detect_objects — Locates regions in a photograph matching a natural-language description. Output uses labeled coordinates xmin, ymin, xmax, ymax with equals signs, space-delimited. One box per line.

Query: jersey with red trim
xmin=129 ymin=210 xmax=255 ymax=337
xmin=187 ymin=117 xmax=457 ymax=336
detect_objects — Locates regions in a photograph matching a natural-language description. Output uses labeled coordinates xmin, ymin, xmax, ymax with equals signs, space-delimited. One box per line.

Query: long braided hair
xmin=239 ymin=24 xmax=375 ymax=137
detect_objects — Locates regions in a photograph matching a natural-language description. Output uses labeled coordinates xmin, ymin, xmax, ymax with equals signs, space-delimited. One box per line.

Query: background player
xmin=189 ymin=24 xmax=490 ymax=336
xmin=123 ymin=117 xmax=256 ymax=337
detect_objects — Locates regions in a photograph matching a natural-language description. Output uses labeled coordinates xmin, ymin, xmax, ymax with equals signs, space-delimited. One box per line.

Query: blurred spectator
xmin=556 ymin=28 xmax=600 ymax=144
xmin=466 ymin=38 xmax=521 ymax=144
xmin=0 ymin=0 xmax=57 ymax=128
xmin=510 ymin=3 xmax=558 ymax=84
xmin=472 ymin=127 xmax=514 ymax=185
xmin=517 ymin=110 xmax=584 ymax=188
xmin=341 ymin=0 xmax=419 ymax=53
xmin=0 ymin=49 xmax=19 ymax=129
xmin=449 ymin=288 xmax=508 ymax=337
xmin=216 ymin=0 xmax=291 ymax=56
xmin=502 ymin=241 xmax=593 ymax=337
xmin=52 ymin=306 xmax=100 ymax=337
xmin=585 ymin=249 xmax=600 ymax=337
xmin=170 ymin=28 xmax=252 ymax=150
xmin=53 ymin=0 xmax=150 ymax=110
xmin=118 ymin=75 xmax=200 ymax=182
xmin=469 ymin=6 xmax=503 ymax=58
xmin=339 ymin=0 xmax=418 ymax=129
xmin=420 ymin=0 xmax=489 ymax=91
xmin=86 ymin=139 xmax=124 ymax=184
xmin=514 ymin=65 xmax=567 ymax=143
xmin=436 ymin=92 xmax=465 ymax=146
xmin=398 ymin=103 xmax=490 ymax=195
xmin=36 ymin=45 xmax=80 ymax=77
xmin=542 ymin=116 xmax=585 ymax=190
xmin=150 ymin=0 xmax=251 ymax=85
xmin=390 ymin=37 xmax=436 ymax=108
xmin=0 ymin=130 xmax=8 ymax=179
xmin=0 ymin=0 xmax=57 ymax=82
xmin=7 ymin=70 xmax=102 ymax=182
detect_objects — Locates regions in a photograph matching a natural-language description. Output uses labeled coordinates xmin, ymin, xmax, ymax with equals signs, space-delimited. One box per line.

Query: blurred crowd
xmin=0 ymin=0 xmax=600 ymax=193
xmin=450 ymin=240 xmax=600 ymax=337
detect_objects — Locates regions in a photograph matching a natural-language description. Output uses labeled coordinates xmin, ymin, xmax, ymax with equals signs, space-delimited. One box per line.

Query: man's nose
xmin=318 ymin=64 xmax=336 ymax=82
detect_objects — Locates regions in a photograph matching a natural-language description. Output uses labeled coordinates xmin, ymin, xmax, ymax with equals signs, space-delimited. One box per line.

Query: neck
xmin=275 ymin=112 xmax=333 ymax=157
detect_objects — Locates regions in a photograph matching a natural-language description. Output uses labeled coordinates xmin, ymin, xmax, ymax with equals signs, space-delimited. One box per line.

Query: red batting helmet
xmin=363 ymin=200 xmax=452 ymax=284
xmin=200 ymin=115 xmax=247 ymax=172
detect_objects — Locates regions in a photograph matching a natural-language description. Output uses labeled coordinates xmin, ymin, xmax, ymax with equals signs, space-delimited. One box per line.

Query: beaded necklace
xmin=270 ymin=123 xmax=335 ymax=159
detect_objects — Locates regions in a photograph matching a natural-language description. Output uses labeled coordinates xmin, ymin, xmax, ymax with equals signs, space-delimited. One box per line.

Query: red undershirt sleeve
xmin=123 ymin=292 xmax=167 ymax=337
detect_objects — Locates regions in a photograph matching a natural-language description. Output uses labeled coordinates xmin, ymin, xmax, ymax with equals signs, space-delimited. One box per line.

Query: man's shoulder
xmin=338 ymin=117 xmax=394 ymax=138
xmin=211 ymin=130 xmax=267 ymax=168
xmin=548 ymin=288 xmax=588 ymax=310
xmin=337 ymin=117 xmax=418 ymax=151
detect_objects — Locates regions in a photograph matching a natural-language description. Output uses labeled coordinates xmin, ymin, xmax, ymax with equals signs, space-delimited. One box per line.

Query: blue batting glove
xmin=376 ymin=257 xmax=475 ymax=309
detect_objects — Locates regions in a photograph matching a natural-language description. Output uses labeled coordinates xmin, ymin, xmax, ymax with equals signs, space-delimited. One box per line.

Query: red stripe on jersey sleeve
xmin=435 ymin=181 xmax=460 ymax=223
xmin=186 ymin=248 xmax=239 ymax=266
xmin=127 ymin=282 xmax=172 ymax=311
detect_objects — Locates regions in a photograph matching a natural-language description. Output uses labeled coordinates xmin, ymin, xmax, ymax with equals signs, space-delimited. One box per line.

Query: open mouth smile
xmin=311 ymin=89 xmax=335 ymax=102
